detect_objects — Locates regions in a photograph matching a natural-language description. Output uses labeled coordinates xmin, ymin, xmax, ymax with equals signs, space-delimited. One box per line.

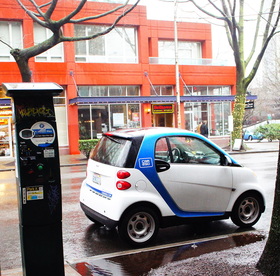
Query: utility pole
xmin=174 ymin=0 xmax=181 ymax=128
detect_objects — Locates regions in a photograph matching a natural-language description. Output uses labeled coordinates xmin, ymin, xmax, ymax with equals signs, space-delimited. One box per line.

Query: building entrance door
xmin=0 ymin=117 xmax=13 ymax=157
xmin=153 ymin=113 xmax=173 ymax=127
xmin=184 ymin=111 xmax=194 ymax=131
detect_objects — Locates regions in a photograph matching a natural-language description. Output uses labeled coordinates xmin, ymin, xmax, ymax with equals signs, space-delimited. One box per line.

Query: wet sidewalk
xmin=2 ymin=231 xmax=265 ymax=276
xmin=70 ymin=231 xmax=264 ymax=276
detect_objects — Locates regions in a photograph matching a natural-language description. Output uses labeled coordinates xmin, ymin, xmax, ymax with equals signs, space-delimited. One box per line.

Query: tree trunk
xmin=232 ymin=87 xmax=246 ymax=142
xmin=257 ymin=142 xmax=280 ymax=275
xmin=11 ymin=48 xmax=32 ymax=82
xmin=232 ymin=67 xmax=246 ymax=142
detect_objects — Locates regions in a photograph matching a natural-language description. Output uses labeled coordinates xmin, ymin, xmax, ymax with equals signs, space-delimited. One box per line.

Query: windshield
xmin=90 ymin=135 xmax=132 ymax=167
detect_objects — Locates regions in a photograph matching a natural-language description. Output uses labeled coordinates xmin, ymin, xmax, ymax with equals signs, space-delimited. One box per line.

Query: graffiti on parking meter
xmin=17 ymin=106 xmax=54 ymax=118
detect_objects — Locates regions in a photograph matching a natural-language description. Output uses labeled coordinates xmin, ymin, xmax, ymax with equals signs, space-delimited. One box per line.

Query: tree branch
xmin=244 ymin=2 xmax=280 ymax=88
xmin=15 ymin=0 xmax=48 ymax=28
xmin=245 ymin=0 xmax=264 ymax=67
xmin=67 ymin=0 xmax=131 ymax=24
xmin=61 ymin=0 xmax=141 ymax=42
xmin=0 ymin=39 xmax=13 ymax=49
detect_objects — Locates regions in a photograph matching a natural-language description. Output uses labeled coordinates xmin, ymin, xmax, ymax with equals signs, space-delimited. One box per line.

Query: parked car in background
xmin=80 ymin=127 xmax=265 ymax=246
xmin=243 ymin=130 xmax=264 ymax=141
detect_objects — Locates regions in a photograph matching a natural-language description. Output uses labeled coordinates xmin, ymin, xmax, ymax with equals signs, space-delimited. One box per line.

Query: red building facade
xmin=0 ymin=0 xmax=240 ymax=156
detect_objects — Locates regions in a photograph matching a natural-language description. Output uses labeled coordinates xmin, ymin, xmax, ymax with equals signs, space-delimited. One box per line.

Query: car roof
xmin=104 ymin=127 xmax=193 ymax=139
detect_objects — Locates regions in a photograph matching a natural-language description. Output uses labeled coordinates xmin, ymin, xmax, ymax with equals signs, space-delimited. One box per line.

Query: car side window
xmin=155 ymin=137 xmax=171 ymax=162
xmin=167 ymin=136 xmax=221 ymax=165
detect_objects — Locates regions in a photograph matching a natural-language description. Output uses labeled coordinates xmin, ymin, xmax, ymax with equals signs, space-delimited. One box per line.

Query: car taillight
xmin=116 ymin=181 xmax=131 ymax=190
xmin=117 ymin=170 xmax=131 ymax=179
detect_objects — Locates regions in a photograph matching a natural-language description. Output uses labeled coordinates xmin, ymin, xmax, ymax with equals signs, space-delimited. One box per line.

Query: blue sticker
xmin=138 ymin=157 xmax=153 ymax=168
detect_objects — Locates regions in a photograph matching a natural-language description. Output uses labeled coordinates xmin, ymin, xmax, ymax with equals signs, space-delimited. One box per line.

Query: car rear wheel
xmin=231 ymin=193 xmax=262 ymax=227
xmin=118 ymin=206 xmax=159 ymax=246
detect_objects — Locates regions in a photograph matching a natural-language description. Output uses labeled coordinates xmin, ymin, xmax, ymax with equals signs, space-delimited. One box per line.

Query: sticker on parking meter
xmin=30 ymin=121 xmax=55 ymax=147
xmin=26 ymin=186 xmax=44 ymax=201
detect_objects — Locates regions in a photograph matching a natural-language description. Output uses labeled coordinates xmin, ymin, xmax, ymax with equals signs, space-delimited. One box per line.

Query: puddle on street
xmin=71 ymin=232 xmax=264 ymax=276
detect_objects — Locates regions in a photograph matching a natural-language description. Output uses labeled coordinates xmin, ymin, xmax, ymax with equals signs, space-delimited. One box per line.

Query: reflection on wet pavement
xmin=71 ymin=232 xmax=264 ymax=276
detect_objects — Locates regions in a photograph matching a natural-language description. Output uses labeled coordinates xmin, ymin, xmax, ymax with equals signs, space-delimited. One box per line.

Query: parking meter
xmin=2 ymin=83 xmax=65 ymax=276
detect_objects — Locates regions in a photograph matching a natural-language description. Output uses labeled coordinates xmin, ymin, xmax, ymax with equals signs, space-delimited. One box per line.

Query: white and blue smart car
xmin=80 ymin=127 xmax=265 ymax=246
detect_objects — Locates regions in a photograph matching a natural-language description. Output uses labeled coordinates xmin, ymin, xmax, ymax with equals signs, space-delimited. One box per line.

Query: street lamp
xmin=174 ymin=0 xmax=181 ymax=128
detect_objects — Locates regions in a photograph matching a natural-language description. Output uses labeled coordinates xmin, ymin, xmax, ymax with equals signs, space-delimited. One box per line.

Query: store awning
xmin=69 ymin=95 xmax=257 ymax=105
xmin=1 ymin=95 xmax=258 ymax=106
xmin=0 ymin=98 xmax=11 ymax=106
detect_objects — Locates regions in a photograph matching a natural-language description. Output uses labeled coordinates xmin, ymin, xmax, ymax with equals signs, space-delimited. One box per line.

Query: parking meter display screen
xmin=30 ymin=121 xmax=55 ymax=147
xmin=20 ymin=129 xmax=34 ymax=139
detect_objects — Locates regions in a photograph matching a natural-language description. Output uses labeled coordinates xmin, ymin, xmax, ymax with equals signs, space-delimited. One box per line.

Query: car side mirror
xmin=155 ymin=159 xmax=170 ymax=172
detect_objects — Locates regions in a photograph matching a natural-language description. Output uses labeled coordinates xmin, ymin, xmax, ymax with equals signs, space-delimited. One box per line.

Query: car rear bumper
xmin=80 ymin=202 xmax=118 ymax=229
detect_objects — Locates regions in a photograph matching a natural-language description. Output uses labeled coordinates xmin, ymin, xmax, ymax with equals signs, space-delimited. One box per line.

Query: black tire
xmin=248 ymin=135 xmax=253 ymax=141
xmin=118 ymin=206 xmax=159 ymax=246
xmin=231 ymin=193 xmax=263 ymax=227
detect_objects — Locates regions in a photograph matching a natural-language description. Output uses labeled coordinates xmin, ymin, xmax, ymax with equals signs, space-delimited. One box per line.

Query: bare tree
xmin=1 ymin=0 xmax=140 ymax=82
xmin=188 ymin=0 xmax=280 ymax=142
xmin=186 ymin=1 xmax=280 ymax=274
xmin=257 ymin=146 xmax=280 ymax=275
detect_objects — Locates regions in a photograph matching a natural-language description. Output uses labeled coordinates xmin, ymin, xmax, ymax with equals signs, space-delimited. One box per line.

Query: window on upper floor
xmin=78 ymin=85 xmax=140 ymax=97
xmin=0 ymin=21 xmax=23 ymax=61
xmin=158 ymin=40 xmax=202 ymax=60
xmin=74 ymin=25 xmax=138 ymax=63
xmin=34 ymin=23 xmax=64 ymax=62
xmin=87 ymin=0 xmax=126 ymax=2
xmin=151 ymin=85 xmax=174 ymax=96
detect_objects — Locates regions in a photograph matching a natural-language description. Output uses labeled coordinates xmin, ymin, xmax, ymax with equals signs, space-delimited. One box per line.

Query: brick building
xmin=0 ymin=0 xmax=253 ymax=156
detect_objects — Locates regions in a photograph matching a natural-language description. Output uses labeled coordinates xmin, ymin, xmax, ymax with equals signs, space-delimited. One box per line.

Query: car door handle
xmin=155 ymin=159 xmax=170 ymax=172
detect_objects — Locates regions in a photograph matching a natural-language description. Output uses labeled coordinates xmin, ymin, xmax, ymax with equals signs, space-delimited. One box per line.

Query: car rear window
xmin=90 ymin=135 xmax=132 ymax=167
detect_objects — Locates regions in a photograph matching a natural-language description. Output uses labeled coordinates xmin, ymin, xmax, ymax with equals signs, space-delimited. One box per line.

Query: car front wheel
xmin=118 ymin=206 xmax=159 ymax=246
xmin=231 ymin=193 xmax=263 ymax=227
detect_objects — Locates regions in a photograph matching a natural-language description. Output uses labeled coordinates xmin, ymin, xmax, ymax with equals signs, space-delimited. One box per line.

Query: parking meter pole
xmin=2 ymin=83 xmax=65 ymax=276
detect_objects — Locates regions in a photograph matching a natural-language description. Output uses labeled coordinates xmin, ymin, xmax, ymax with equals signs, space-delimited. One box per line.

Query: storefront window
xmin=128 ymin=104 xmax=140 ymax=128
xmin=78 ymin=103 xmax=140 ymax=139
xmin=78 ymin=106 xmax=91 ymax=139
xmin=184 ymin=85 xmax=232 ymax=136
xmin=0 ymin=116 xmax=12 ymax=157
xmin=111 ymin=104 xmax=127 ymax=129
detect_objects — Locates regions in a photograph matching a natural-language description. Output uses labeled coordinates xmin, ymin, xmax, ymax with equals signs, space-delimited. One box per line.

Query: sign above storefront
xmin=245 ymin=100 xmax=254 ymax=109
xmin=152 ymin=104 xmax=174 ymax=114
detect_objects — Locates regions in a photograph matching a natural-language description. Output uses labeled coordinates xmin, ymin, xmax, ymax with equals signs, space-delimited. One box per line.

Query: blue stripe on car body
xmin=134 ymin=130 xmax=236 ymax=218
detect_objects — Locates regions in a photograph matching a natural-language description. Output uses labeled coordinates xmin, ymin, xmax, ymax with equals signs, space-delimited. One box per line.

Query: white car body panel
xmin=80 ymin=160 xmax=175 ymax=222
xmin=157 ymin=164 xmax=233 ymax=212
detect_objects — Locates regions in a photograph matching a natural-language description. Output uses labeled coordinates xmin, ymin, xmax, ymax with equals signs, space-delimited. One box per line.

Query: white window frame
xmin=34 ymin=23 xmax=64 ymax=62
xmin=75 ymin=25 xmax=138 ymax=64
xmin=0 ymin=21 xmax=23 ymax=62
xmin=158 ymin=40 xmax=202 ymax=60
